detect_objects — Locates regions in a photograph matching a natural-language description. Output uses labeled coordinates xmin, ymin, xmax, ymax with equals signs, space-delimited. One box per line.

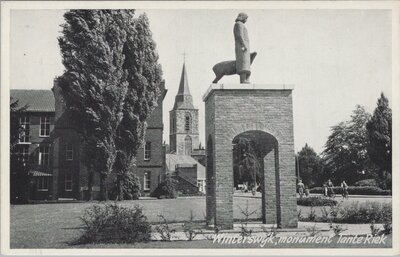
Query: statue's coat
xmin=234 ymin=21 xmax=250 ymax=74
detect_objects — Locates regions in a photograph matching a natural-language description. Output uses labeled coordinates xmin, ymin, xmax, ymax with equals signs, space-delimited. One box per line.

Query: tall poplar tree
xmin=58 ymin=10 xmax=162 ymax=200
xmin=113 ymin=13 xmax=162 ymax=200
xmin=58 ymin=10 xmax=129 ymax=200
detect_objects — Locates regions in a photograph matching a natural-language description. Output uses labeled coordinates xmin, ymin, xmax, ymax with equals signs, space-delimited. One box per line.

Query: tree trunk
xmin=117 ymin=175 xmax=124 ymax=201
xmin=99 ymin=173 xmax=108 ymax=201
xmin=87 ymin=171 xmax=94 ymax=201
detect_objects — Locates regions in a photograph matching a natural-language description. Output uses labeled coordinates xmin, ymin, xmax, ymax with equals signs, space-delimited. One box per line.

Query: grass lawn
xmin=10 ymin=196 xmax=392 ymax=249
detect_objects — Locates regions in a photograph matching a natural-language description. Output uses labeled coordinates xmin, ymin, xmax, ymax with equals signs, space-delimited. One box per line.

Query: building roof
xmin=166 ymin=154 xmax=205 ymax=180
xmin=177 ymin=63 xmax=191 ymax=96
xmin=10 ymin=90 xmax=55 ymax=112
xmin=172 ymin=63 xmax=195 ymax=110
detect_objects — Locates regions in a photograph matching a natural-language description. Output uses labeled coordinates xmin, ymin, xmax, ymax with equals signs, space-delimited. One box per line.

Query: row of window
xmin=35 ymin=172 xmax=73 ymax=191
xmin=171 ymin=113 xmax=193 ymax=133
xmin=19 ymin=116 xmax=51 ymax=143
xmin=18 ymin=143 xmax=74 ymax=166
xmin=36 ymin=172 xmax=150 ymax=192
xmin=20 ymin=141 xmax=152 ymax=165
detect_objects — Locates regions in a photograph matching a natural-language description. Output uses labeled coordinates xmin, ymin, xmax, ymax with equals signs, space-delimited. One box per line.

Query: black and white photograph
xmin=1 ymin=1 xmax=398 ymax=255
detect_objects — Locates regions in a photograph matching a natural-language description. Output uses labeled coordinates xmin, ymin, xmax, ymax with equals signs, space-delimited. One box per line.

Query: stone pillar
xmin=262 ymin=147 xmax=277 ymax=224
xmin=203 ymin=84 xmax=298 ymax=229
xmin=278 ymin=143 xmax=298 ymax=228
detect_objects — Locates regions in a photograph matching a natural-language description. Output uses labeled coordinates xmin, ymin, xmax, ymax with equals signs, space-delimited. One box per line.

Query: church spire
xmin=173 ymin=62 xmax=194 ymax=109
xmin=177 ymin=62 xmax=191 ymax=96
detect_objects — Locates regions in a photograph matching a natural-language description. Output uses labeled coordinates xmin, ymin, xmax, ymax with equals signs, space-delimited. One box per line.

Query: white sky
xmin=10 ymin=9 xmax=392 ymax=154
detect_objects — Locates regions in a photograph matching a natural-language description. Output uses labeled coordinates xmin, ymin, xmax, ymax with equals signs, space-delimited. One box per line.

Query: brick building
xmin=10 ymin=80 xmax=166 ymax=200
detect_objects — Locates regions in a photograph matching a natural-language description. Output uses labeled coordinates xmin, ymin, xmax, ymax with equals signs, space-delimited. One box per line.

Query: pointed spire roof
xmin=177 ymin=62 xmax=191 ymax=96
xmin=173 ymin=62 xmax=195 ymax=110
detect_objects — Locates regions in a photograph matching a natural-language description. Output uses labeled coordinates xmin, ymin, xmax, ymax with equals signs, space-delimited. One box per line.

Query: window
xmin=197 ymin=180 xmax=205 ymax=192
xmin=184 ymin=136 xmax=192 ymax=155
xmin=40 ymin=116 xmax=50 ymax=137
xmin=19 ymin=116 xmax=30 ymax=143
xmin=37 ymin=177 xmax=49 ymax=191
xmin=185 ymin=113 xmax=191 ymax=132
xmin=144 ymin=172 xmax=151 ymax=191
xmin=39 ymin=146 xmax=49 ymax=166
xmin=19 ymin=145 xmax=29 ymax=166
xmin=66 ymin=143 xmax=73 ymax=160
xmin=65 ymin=171 xmax=73 ymax=191
xmin=144 ymin=142 xmax=151 ymax=160
xmin=172 ymin=117 xmax=176 ymax=133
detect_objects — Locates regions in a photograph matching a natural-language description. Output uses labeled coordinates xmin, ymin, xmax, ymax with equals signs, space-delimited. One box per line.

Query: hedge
xmin=297 ymin=197 xmax=337 ymax=206
xmin=353 ymin=179 xmax=378 ymax=187
xmin=309 ymin=186 xmax=391 ymax=196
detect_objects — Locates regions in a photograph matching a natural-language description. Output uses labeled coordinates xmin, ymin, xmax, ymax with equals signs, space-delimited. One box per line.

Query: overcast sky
xmin=10 ymin=9 xmax=392 ymax=153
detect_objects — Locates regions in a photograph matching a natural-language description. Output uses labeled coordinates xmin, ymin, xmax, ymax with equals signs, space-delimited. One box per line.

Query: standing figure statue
xmin=234 ymin=12 xmax=251 ymax=83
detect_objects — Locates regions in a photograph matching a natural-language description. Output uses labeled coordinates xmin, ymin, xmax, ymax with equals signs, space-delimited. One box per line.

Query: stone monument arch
xmin=203 ymin=84 xmax=298 ymax=229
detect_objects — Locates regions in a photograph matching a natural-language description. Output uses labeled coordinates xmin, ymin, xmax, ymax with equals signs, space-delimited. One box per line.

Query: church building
xmin=167 ymin=62 xmax=206 ymax=194
xmin=169 ymin=62 xmax=199 ymax=155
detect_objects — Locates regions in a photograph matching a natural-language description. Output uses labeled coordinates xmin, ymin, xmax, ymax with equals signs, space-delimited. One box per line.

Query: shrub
xmin=75 ymin=203 xmax=151 ymax=244
xmin=182 ymin=210 xmax=198 ymax=241
xmin=308 ymin=207 xmax=316 ymax=221
xmin=309 ymin=186 xmax=391 ymax=196
xmin=151 ymin=176 xmax=178 ymax=199
xmin=109 ymin=173 xmax=141 ymax=200
xmin=297 ymin=197 xmax=337 ymax=206
xmin=354 ymin=179 xmax=378 ymax=187
xmin=154 ymin=214 xmax=176 ymax=241
xmin=338 ymin=201 xmax=391 ymax=224
xmin=332 ymin=224 xmax=347 ymax=236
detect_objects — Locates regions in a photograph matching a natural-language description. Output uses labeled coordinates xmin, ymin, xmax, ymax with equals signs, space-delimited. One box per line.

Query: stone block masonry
xmin=204 ymin=84 xmax=298 ymax=229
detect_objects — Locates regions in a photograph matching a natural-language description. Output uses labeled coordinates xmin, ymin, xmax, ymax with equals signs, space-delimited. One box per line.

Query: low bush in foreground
xmin=297 ymin=197 xmax=337 ymax=206
xmin=299 ymin=201 xmax=392 ymax=225
xmin=309 ymin=186 xmax=391 ymax=196
xmin=74 ymin=203 xmax=151 ymax=244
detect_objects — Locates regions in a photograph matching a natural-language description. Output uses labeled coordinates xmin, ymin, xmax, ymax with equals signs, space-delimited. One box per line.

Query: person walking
xmin=297 ymin=179 xmax=305 ymax=199
xmin=327 ymin=179 xmax=335 ymax=198
xmin=341 ymin=180 xmax=349 ymax=199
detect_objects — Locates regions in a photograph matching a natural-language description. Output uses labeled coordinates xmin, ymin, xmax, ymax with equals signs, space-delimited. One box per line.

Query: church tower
xmin=169 ymin=62 xmax=199 ymax=155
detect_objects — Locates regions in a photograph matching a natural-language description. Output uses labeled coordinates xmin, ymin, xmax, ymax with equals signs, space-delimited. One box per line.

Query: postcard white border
xmin=1 ymin=1 xmax=399 ymax=256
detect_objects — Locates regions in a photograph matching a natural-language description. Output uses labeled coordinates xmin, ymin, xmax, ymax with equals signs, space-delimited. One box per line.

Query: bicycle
xmin=342 ymin=188 xmax=349 ymax=199
xmin=327 ymin=187 xmax=335 ymax=198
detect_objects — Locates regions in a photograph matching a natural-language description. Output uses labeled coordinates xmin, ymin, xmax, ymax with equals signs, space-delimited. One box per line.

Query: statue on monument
xmin=234 ymin=12 xmax=251 ymax=83
xmin=212 ymin=12 xmax=256 ymax=84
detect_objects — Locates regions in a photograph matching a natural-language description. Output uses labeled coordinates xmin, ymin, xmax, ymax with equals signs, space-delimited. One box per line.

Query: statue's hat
xmin=236 ymin=12 xmax=248 ymax=22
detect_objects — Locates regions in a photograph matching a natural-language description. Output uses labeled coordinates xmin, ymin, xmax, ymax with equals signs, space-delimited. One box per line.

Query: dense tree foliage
xmin=296 ymin=144 xmax=323 ymax=188
xmin=322 ymin=105 xmax=374 ymax=185
xmin=233 ymin=137 xmax=262 ymax=187
xmin=10 ymin=98 xmax=29 ymax=203
xmin=366 ymin=93 xmax=392 ymax=189
xmin=114 ymin=13 xmax=162 ymax=200
xmin=58 ymin=10 xmax=162 ymax=200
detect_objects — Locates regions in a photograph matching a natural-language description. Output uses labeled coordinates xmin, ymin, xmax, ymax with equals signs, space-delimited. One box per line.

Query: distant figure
xmin=323 ymin=183 xmax=328 ymax=197
xmin=327 ymin=179 xmax=335 ymax=198
xmin=297 ymin=180 xmax=305 ymax=199
xmin=305 ymin=186 xmax=310 ymax=197
xmin=341 ymin=180 xmax=349 ymax=199
xmin=234 ymin=12 xmax=251 ymax=83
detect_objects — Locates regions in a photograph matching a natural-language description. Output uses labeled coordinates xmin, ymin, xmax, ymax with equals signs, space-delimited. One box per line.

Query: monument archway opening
xmin=232 ymin=130 xmax=280 ymax=225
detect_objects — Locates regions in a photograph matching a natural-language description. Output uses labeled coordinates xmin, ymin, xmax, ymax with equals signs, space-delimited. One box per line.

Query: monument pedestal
xmin=203 ymin=84 xmax=298 ymax=229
